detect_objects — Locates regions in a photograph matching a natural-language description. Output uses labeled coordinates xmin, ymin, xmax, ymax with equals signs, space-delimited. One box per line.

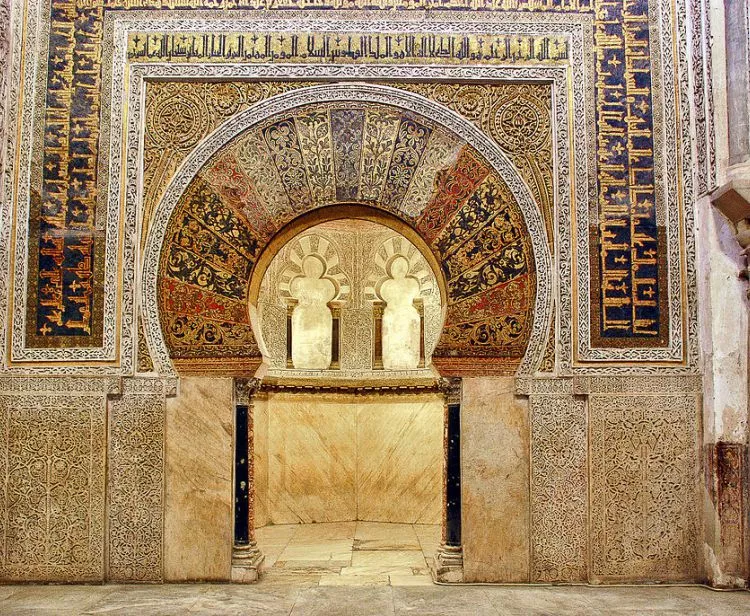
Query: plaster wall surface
xmin=696 ymin=197 xmax=750 ymax=443
xmin=695 ymin=197 xmax=750 ymax=585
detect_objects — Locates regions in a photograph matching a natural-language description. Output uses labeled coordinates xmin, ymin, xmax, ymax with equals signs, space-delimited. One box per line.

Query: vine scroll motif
xmin=0 ymin=394 xmax=106 ymax=581
xmin=589 ymin=394 xmax=700 ymax=581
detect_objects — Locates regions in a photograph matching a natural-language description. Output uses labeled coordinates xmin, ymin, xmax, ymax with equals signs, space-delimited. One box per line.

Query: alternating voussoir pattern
xmin=158 ymin=101 xmax=536 ymax=373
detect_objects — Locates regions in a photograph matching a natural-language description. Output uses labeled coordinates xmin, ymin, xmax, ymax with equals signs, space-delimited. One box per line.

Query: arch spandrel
xmin=144 ymin=84 xmax=551 ymax=377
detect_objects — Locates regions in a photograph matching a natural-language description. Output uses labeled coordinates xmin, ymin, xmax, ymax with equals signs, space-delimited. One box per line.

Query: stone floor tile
xmin=0 ymin=586 xmax=22 ymax=601
xmin=81 ymin=585 xmax=209 ymax=615
xmin=319 ymin=573 xmax=390 ymax=586
xmin=260 ymin=571 xmax=323 ymax=587
xmin=0 ymin=583 xmax=747 ymax=615
xmin=289 ymin=585 xmax=395 ymax=616
xmin=413 ymin=524 xmax=441 ymax=556
xmin=256 ymin=524 xmax=299 ymax=543
xmin=340 ymin=566 xmax=418 ymax=577
xmin=354 ymin=521 xmax=422 ymax=551
xmin=482 ymin=586 xmax=599 ymax=615
xmin=351 ymin=549 xmax=428 ymax=569
xmin=389 ymin=574 xmax=435 ymax=587
xmin=275 ymin=561 xmax=348 ymax=574
xmin=186 ymin=583 xmax=299 ymax=616
xmin=293 ymin=522 xmax=356 ymax=542
xmin=281 ymin=540 xmax=353 ymax=556
xmin=393 ymin=585 xmax=500 ymax=616
xmin=677 ymin=587 xmax=750 ymax=615
xmin=0 ymin=585 xmax=115 ymax=615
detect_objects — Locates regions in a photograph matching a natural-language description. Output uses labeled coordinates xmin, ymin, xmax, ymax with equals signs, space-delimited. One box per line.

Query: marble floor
xmin=255 ymin=521 xmax=440 ymax=586
xmin=1 ymin=524 xmax=748 ymax=616
xmin=0 ymin=580 xmax=748 ymax=615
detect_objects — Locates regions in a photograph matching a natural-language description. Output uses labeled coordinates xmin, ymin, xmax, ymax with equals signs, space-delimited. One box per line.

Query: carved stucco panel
xmin=0 ymin=394 xmax=106 ymax=582
xmin=107 ymin=384 xmax=166 ymax=581
xmin=530 ymin=394 xmax=587 ymax=582
xmin=589 ymin=394 xmax=701 ymax=581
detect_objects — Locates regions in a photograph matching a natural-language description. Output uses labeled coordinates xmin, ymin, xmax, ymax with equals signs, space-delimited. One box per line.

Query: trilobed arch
xmin=145 ymin=84 xmax=550 ymax=376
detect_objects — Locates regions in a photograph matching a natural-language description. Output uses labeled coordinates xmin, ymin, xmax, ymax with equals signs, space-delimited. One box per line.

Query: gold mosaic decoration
xmin=143 ymin=81 xmax=554 ymax=246
xmin=156 ymin=98 xmax=538 ymax=373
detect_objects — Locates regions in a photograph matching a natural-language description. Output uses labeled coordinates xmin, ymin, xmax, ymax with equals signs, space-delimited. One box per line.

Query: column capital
xmin=439 ymin=377 xmax=462 ymax=405
xmin=234 ymin=378 xmax=263 ymax=406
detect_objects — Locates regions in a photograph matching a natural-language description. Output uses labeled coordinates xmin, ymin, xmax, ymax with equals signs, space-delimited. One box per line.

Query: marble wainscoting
xmin=164 ymin=377 xmax=235 ymax=581
xmin=253 ymin=395 xmax=270 ymax=528
xmin=461 ymin=377 xmax=530 ymax=583
xmin=356 ymin=396 xmax=443 ymax=523
xmin=265 ymin=392 xmax=358 ymax=524
xmin=255 ymin=392 xmax=443 ymax=526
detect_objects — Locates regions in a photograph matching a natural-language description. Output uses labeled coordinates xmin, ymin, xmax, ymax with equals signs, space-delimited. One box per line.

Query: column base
xmin=433 ymin=544 xmax=464 ymax=583
xmin=231 ymin=542 xmax=265 ymax=583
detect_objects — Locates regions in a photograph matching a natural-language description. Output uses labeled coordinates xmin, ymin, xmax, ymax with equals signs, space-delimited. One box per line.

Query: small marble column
xmin=372 ymin=301 xmax=385 ymax=370
xmin=415 ymin=298 xmax=426 ymax=369
xmin=435 ymin=377 xmax=464 ymax=582
xmin=232 ymin=379 xmax=265 ymax=582
xmin=329 ymin=301 xmax=342 ymax=370
xmin=285 ymin=300 xmax=297 ymax=368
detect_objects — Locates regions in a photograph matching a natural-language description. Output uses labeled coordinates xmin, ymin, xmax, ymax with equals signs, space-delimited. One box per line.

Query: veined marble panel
xmin=260 ymin=392 xmax=442 ymax=526
xmin=356 ymin=395 xmax=442 ymax=524
xmin=461 ymin=377 xmax=530 ymax=583
xmin=267 ymin=392 xmax=357 ymax=524
xmin=164 ymin=377 xmax=234 ymax=581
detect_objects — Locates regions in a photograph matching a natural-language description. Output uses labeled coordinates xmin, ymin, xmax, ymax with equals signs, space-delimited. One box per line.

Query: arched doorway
xmin=141 ymin=84 xmax=549 ymax=583
xmin=141 ymin=84 xmax=551 ymax=378
xmin=246 ymin=217 xmax=445 ymax=584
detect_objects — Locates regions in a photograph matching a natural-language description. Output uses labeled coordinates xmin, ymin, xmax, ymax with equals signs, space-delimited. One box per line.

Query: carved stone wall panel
xmin=708 ymin=442 xmax=748 ymax=583
xmin=590 ymin=394 xmax=701 ymax=581
xmin=530 ymin=394 xmax=587 ymax=582
xmin=145 ymin=84 xmax=547 ymax=376
xmin=0 ymin=0 xmax=10 ymax=203
xmin=573 ymin=375 xmax=702 ymax=395
xmin=107 ymin=380 xmax=166 ymax=581
xmin=0 ymin=394 xmax=106 ymax=582
xmin=259 ymin=219 xmax=441 ymax=375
